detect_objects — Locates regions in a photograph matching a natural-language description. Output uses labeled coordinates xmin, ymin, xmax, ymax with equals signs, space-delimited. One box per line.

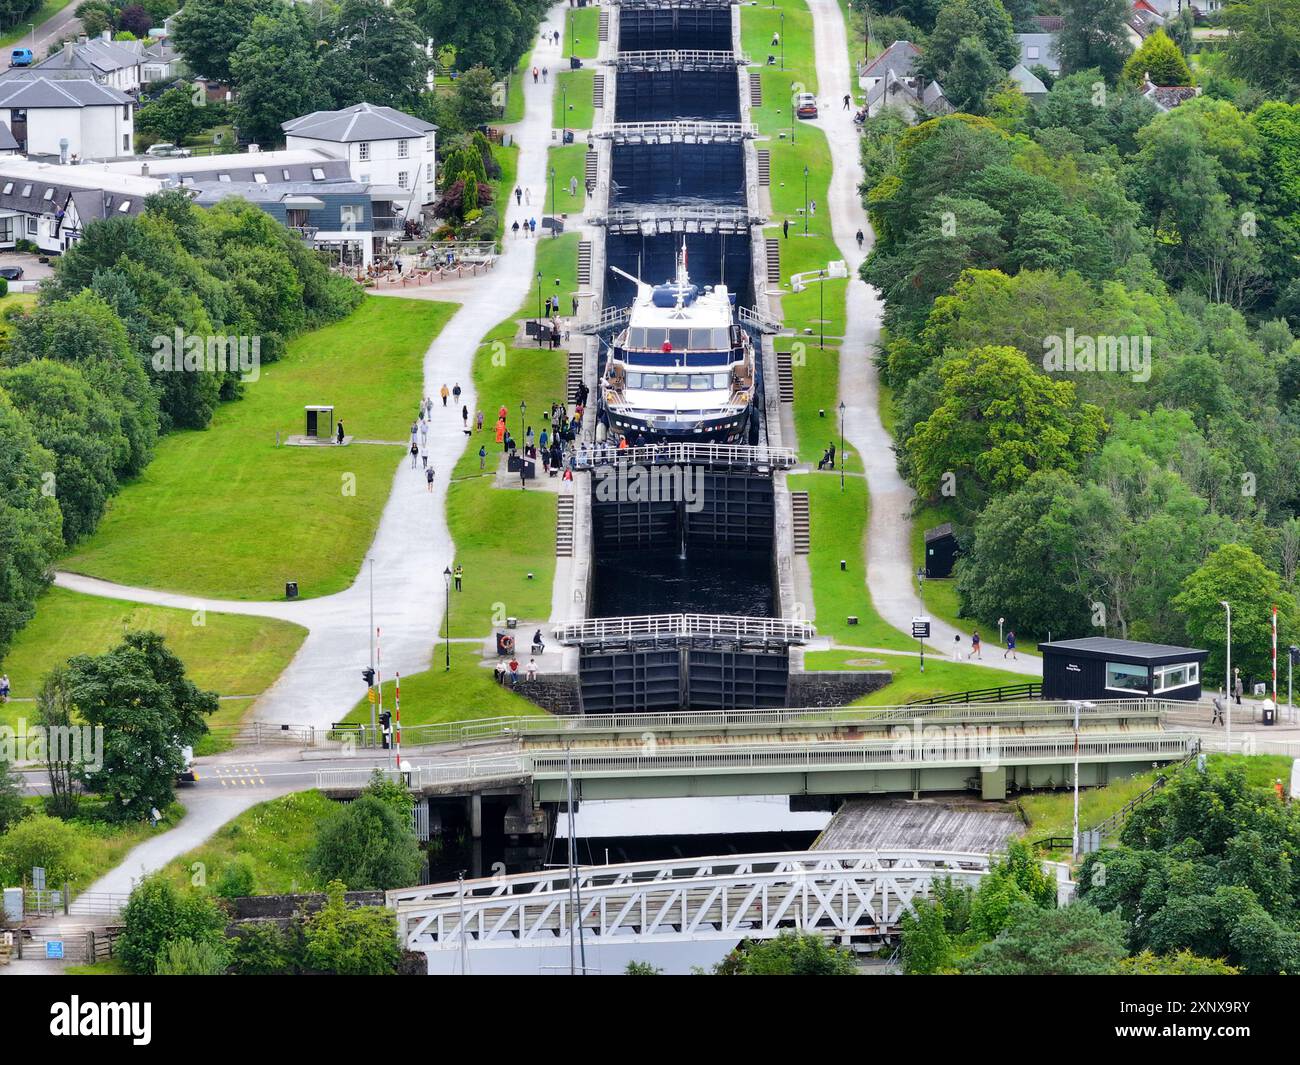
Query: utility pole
xmin=838 ymin=400 xmax=845 ymax=493
xmin=368 ymin=557 xmax=375 ymax=738
xmin=1220 ymin=600 xmax=1232 ymax=752
xmin=444 ymin=566 xmax=452 ymax=671
xmin=1071 ymin=700 xmax=1080 ymax=862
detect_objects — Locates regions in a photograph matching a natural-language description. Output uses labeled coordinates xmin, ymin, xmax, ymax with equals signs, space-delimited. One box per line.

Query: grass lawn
xmin=492 ymin=142 xmax=520 ymax=244
xmin=547 ymin=143 xmax=588 ymax=219
xmin=1017 ymin=754 xmax=1294 ymax=846
xmin=342 ymin=645 xmax=550 ymax=727
xmin=0 ymin=587 xmax=306 ymax=732
xmin=804 ymin=648 xmax=1032 ymax=704
xmin=554 ymin=68 xmax=596 ymax=131
xmin=504 ymin=48 xmax=533 ymax=124
xmin=565 ymin=5 xmax=600 ymax=60
xmin=65 ymin=960 xmax=129 ymax=975
xmin=161 ymin=790 xmax=337 ymax=896
xmin=62 ymin=297 xmax=456 ymax=601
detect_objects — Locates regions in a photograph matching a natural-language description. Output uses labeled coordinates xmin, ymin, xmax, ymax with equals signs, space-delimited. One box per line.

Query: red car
xmin=796 ymin=92 xmax=818 ymax=118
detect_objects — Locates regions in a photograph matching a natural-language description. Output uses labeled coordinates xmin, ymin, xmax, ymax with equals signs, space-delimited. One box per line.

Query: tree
xmin=1121 ymin=29 xmax=1192 ymax=88
xmin=1057 ymin=0 xmax=1132 ymax=82
xmin=0 ymin=387 xmax=62 ymax=662
xmin=1222 ymin=0 xmax=1300 ymax=100
xmin=0 ymin=756 xmax=26 ymax=835
xmin=714 ymin=931 xmax=858 ymax=975
xmin=65 ymin=631 xmax=218 ymax=820
xmin=408 ymin=0 xmax=547 ymax=75
xmin=35 ymin=667 xmax=78 ymax=819
xmin=1118 ymin=950 xmax=1239 ymax=975
xmin=900 ymin=898 xmax=956 ymax=973
xmin=229 ymin=8 xmax=319 ymax=148
xmin=317 ymin=0 xmax=428 ymax=109
xmin=308 ymin=792 xmax=423 ymax=891
xmin=302 ymin=880 xmax=400 ymax=975
xmin=172 ymin=0 xmax=266 ymax=83
xmin=453 ymin=66 xmax=502 ymax=130
xmin=919 ymin=0 xmax=1018 ymax=84
xmin=943 ymin=37 xmax=1003 ymax=114
xmin=960 ymin=902 xmax=1128 ymax=974
xmin=136 ymin=87 xmax=207 ymax=147
xmin=118 ymin=4 xmax=153 ymax=37
xmin=905 ymin=345 xmax=1107 ymax=496
xmin=0 ymin=815 xmax=87 ymax=887
xmin=625 ymin=960 xmax=663 ymax=975
xmin=75 ymin=0 xmax=113 ymax=37
xmin=118 ymin=876 xmax=229 ymax=975
xmin=154 ymin=937 xmax=231 ymax=975
xmin=230 ymin=922 xmax=296 ymax=975
xmin=1173 ymin=543 xmax=1297 ymax=687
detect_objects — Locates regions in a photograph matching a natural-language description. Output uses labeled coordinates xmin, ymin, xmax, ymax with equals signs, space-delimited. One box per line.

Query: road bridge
xmin=387 ymin=849 xmax=1075 ymax=974
xmin=594 ymin=120 xmax=755 ymax=144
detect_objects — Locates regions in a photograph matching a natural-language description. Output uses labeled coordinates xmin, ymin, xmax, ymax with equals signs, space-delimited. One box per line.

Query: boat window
xmin=626 ymin=372 xmax=641 ymax=387
xmin=640 ymin=373 xmax=664 ymax=389
xmin=668 ymin=328 xmax=690 ymax=350
xmin=665 ymin=374 xmax=690 ymax=390
xmin=689 ymin=328 xmax=714 ymax=349
xmin=644 ymin=328 xmax=666 ymax=348
xmin=690 ymin=375 xmax=714 ymax=390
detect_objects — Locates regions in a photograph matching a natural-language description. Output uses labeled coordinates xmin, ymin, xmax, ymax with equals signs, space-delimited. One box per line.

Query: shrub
xmin=301 ymin=881 xmax=400 ymax=975
xmin=229 ymin=923 xmax=296 ymax=975
xmin=118 ymin=875 xmax=228 ymax=975
xmin=308 ymin=794 xmax=422 ymax=891
xmin=154 ymin=937 xmax=230 ymax=975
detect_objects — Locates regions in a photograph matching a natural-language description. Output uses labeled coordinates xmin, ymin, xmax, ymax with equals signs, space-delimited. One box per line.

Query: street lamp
xmin=520 ymin=398 xmax=527 ymax=447
xmin=549 ymin=164 xmax=556 ymax=233
xmin=368 ymin=556 xmax=376 ymax=737
xmin=562 ymin=84 xmax=568 ymax=141
xmin=1220 ymin=599 xmax=1232 ymax=750
xmin=803 ymin=165 xmax=809 ymax=235
xmin=443 ymin=566 xmax=452 ymax=671
xmin=818 ymin=268 xmax=825 ymax=350
xmin=838 ymin=401 xmax=845 ymax=493
xmin=536 ymin=270 xmax=543 ymax=347
xmin=780 ymin=12 xmax=785 ymax=71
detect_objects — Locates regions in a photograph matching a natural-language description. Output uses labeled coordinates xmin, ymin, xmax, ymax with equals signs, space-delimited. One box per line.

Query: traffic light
xmin=379 ymin=710 xmax=391 ymax=728
xmin=1290 ymin=646 xmax=1300 ymax=666
xmin=362 ymin=667 xmax=375 ymax=686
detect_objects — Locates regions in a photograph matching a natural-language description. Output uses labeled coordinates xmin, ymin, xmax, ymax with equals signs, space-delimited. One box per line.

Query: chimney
xmin=247 ymin=143 xmax=259 ymax=153
xmin=101 ymin=29 xmax=111 ymax=42
xmin=77 ymin=33 xmax=87 ymax=45
xmin=59 ymin=137 xmax=68 ymax=165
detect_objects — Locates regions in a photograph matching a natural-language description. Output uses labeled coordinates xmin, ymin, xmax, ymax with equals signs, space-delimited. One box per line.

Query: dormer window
xmin=311 ymin=168 xmax=325 ymax=180
xmin=253 ymin=172 xmax=267 ymax=183
xmin=20 ymin=184 xmax=31 ymax=197
xmin=42 ymin=188 xmax=54 ymax=200
xmin=218 ymin=173 xmax=231 ymax=182
xmin=282 ymin=169 xmax=291 ymax=180
xmin=118 ymin=200 xmax=131 ymax=212
xmin=2 ymin=183 xmax=12 ymax=194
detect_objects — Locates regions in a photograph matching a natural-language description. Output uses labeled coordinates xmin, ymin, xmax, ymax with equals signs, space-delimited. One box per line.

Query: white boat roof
xmin=626 ymin=284 xmax=734 ymax=328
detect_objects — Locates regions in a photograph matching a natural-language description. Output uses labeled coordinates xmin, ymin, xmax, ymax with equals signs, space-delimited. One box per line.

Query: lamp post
xmin=443 ymin=566 xmax=451 ymax=671
xmin=549 ymin=164 xmax=556 ymax=233
xmin=818 ymin=268 xmax=825 ymax=350
xmin=838 ymin=401 xmax=845 ymax=493
xmin=368 ymin=556 xmax=375 ymax=737
xmin=1071 ymin=700 xmax=1081 ymax=862
xmin=803 ymin=165 xmax=809 ymax=235
xmin=562 ymin=84 xmax=568 ymax=141
xmin=520 ymin=398 xmax=527 ymax=447
xmin=536 ymin=270 xmax=543 ymax=346
xmin=780 ymin=12 xmax=785 ymax=71
xmin=1220 ymin=599 xmax=1232 ymax=751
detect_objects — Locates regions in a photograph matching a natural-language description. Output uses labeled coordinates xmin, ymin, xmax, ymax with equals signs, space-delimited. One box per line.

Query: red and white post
xmin=1273 ymin=605 xmax=1279 ymax=703
xmin=394 ymin=671 xmax=402 ymax=770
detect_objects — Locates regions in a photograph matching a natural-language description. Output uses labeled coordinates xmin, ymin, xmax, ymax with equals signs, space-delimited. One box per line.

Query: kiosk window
xmin=1153 ymin=662 xmax=1198 ymax=693
xmin=1105 ymin=661 xmax=1149 ymax=693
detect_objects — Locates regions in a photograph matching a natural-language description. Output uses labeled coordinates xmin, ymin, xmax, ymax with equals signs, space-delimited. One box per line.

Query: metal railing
xmin=738 ymin=305 xmax=784 ymax=333
xmin=571 ymin=441 xmax=797 ymax=470
xmin=609 ymin=49 xmax=747 ymax=69
xmin=597 ymin=204 xmax=763 ymax=234
xmin=594 ymin=120 xmax=755 ymax=143
xmin=908 ymin=682 xmax=1042 ymax=706
xmin=553 ymin=612 xmax=816 ymax=645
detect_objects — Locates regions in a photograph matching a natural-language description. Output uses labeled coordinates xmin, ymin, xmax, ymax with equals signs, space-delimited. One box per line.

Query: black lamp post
xmin=520 ymin=398 xmax=527 ymax=446
xmin=803 ymin=165 xmax=809 ymax=235
xmin=536 ymin=270 xmax=543 ymax=346
xmin=443 ymin=566 xmax=451 ymax=671
xmin=819 ymin=268 xmax=825 ymax=350
xmin=780 ymin=12 xmax=785 ymax=71
xmin=562 ymin=84 xmax=568 ymax=141
xmin=549 ymin=164 xmax=556 ymax=234
xmin=838 ymin=401 xmax=846 ymax=493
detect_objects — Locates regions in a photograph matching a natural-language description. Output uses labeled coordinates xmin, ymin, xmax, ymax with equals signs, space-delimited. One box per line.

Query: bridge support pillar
xmin=980 ymin=765 xmax=1007 ymax=801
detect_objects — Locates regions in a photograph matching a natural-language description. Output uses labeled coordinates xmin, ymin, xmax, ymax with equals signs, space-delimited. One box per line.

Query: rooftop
xmin=1040 ymin=637 xmax=1207 ymax=661
xmin=861 ymin=40 xmax=921 ymax=80
xmin=0 ymin=75 xmax=132 ymax=107
xmin=282 ymin=102 xmax=435 ymax=143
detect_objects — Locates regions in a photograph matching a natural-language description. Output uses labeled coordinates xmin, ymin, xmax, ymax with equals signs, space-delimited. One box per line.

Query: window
xmin=118 ymin=200 xmax=131 ymax=212
xmin=1 ymin=183 xmax=11 ymax=194
xmin=311 ymin=168 xmax=325 ymax=180
xmin=397 ymin=171 xmax=408 ymax=189
xmin=253 ymin=172 xmax=267 ymax=184
xmin=19 ymin=184 xmax=30 ymax=197
xmin=359 ymin=173 xmax=370 ymax=183
xmin=398 ymin=139 xmax=409 ymax=158
xmin=426 ymin=163 xmax=433 ymax=182
xmin=1154 ymin=661 xmax=1199 ymax=693
xmin=358 ymin=141 xmax=370 ymax=161
xmin=218 ymin=173 xmax=231 ymax=182
xmin=122 ymin=105 xmax=129 ymax=120
xmin=1105 ymin=661 xmax=1149 ymax=694
xmin=665 ymin=374 xmax=690 ymax=390
xmin=26 ymin=215 xmax=37 ymax=235
xmin=426 ymin=134 xmax=434 ymax=151
xmin=282 ymin=169 xmax=291 ymax=181
xmin=0 ymin=217 xmax=12 ymax=242
xmin=1027 ymin=45 xmax=1039 ymax=59
xmin=123 ymin=133 xmax=129 ymax=152
xmin=644 ymin=328 xmax=666 ymax=349
xmin=340 ymin=204 xmax=362 ymax=231
xmin=668 ymin=328 xmax=689 ymax=350
xmin=42 ymin=188 xmax=52 ymax=201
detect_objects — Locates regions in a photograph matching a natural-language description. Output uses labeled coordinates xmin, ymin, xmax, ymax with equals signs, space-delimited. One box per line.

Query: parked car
xmin=144 ymin=142 xmax=192 ymax=158
xmin=9 ymin=48 xmax=33 ymax=67
xmin=796 ymin=92 xmax=818 ymax=118
xmin=0 ymin=266 xmax=23 ymax=281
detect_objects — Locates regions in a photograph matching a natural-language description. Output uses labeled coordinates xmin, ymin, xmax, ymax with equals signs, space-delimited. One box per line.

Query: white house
xmin=282 ymin=102 xmax=437 ymax=207
xmin=0 ymin=158 xmax=162 ymax=252
xmin=1016 ymin=33 xmax=1061 ymax=77
xmin=34 ymin=32 xmax=144 ymax=94
xmin=0 ymin=77 xmax=134 ymax=161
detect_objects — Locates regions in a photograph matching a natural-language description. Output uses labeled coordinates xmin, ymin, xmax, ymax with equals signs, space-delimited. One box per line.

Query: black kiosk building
xmin=1040 ymin=637 xmax=1208 ymax=702
xmin=923 ymin=523 xmax=958 ymax=578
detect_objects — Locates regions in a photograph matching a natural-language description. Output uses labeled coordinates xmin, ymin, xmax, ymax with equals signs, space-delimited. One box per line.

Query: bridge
xmin=553 ymin=612 xmax=815 ymax=646
xmin=594 ymin=120 xmax=755 ymax=145
xmin=386 ymin=849 xmax=1075 ymax=974
xmin=572 ymin=441 xmax=798 ymax=471
xmin=594 ymin=204 xmax=763 ymax=234
xmin=608 ymin=49 xmax=747 ymax=70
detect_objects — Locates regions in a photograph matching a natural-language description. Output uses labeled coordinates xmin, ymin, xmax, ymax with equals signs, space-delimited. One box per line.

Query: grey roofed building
xmin=156 ymin=157 xmax=354 ymax=186
xmin=0 ymin=75 xmax=132 ymax=108
xmin=859 ymin=39 xmax=921 ymax=82
xmin=1016 ymin=32 xmax=1061 ymax=76
xmin=1008 ymin=63 xmax=1049 ymax=101
xmin=281 ymin=101 xmax=436 ymax=142
xmin=0 ymin=123 xmax=18 ymax=153
xmin=36 ymin=37 xmax=143 ymax=78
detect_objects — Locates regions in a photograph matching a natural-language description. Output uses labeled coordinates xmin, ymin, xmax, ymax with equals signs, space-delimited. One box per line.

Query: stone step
xmin=775 ymin=349 xmax=794 ymax=403
xmin=577 ymin=240 xmax=593 ymax=286
xmin=756 ymin=148 xmax=770 ymax=187
xmin=765 ymin=237 xmax=780 ymax=284
xmin=790 ymin=491 xmax=810 ymax=554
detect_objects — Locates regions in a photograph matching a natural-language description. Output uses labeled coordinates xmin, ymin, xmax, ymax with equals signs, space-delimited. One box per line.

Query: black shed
xmin=923 ymin=523 xmax=958 ymax=578
xmin=1039 ymin=637 xmax=1208 ymax=702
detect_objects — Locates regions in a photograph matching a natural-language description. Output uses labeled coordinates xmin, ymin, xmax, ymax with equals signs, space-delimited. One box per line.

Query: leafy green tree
xmin=1118 ymin=949 xmax=1239 ymax=975
xmin=302 ymin=880 xmax=400 ymax=975
xmin=230 ymin=8 xmax=319 ymax=147
xmin=961 ymin=902 xmax=1128 ymax=974
xmin=66 ymin=631 xmax=218 ymax=820
xmin=1121 ymin=29 xmax=1192 ymax=87
xmin=900 ymin=897 xmax=956 ymax=973
xmin=1222 ymin=0 xmax=1300 ymax=100
xmin=408 ymin=0 xmax=548 ymax=74
xmin=919 ymin=0 xmax=1018 ymax=83
xmin=118 ymin=876 xmax=229 ymax=975
xmin=625 ymin=960 xmax=663 ymax=975
xmin=1057 ymin=0 xmax=1132 ymax=82
xmin=1173 ymin=543 xmax=1296 ymax=687
xmin=942 ymin=37 xmax=1003 ymax=114
xmin=316 ymin=0 xmax=428 ymax=109
xmin=0 ymin=756 xmax=24 ymax=834
xmin=308 ymin=793 xmax=422 ymax=891
xmin=453 ymin=66 xmax=502 ymax=130
xmin=154 ymin=937 xmax=231 ymax=975
xmin=137 ymin=87 xmax=207 ymax=147
xmin=0 ymin=387 xmax=62 ymax=661
xmin=75 ymin=0 xmax=114 ymax=37
xmin=0 ymin=814 xmax=87 ymax=887
xmin=172 ymin=0 xmax=266 ymax=83
xmin=36 ymin=667 xmax=78 ymax=819
xmin=230 ymin=922 xmax=297 ymax=975
xmin=215 ymin=859 xmax=256 ymax=900
xmin=715 ymin=931 xmax=858 ymax=975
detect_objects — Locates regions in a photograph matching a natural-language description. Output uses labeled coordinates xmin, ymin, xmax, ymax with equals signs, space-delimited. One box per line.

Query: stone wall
xmin=226 ymin=890 xmax=384 ymax=921
xmin=786 ymin=670 xmax=893 ymax=707
xmin=511 ymin=672 xmax=582 ymax=715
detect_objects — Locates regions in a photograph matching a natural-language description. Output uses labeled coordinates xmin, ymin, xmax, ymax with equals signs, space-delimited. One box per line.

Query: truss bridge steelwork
xmin=388 ymin=850 xmax=1075 ymax=972
xmin=595 ymin=205 xmax=763 ymax=234
xmin=573 ymin=441 xmax=797 ymax=471
xmin=595 ymin=120 xmax=755 ymax=145
xmin=554 ymin=612 xmax=815 ymax=647
xmin=608 ymin=49 xmax=747 ymax=70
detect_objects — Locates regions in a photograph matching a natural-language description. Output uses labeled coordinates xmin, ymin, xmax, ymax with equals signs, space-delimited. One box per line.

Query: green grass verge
xmin=504 ymin=47 xmax=533 ymax=124
xmin=0 ymin=587 xmax=306 ymax=732
xmin=554 ymin=68 xmax=595 ymax=131
xmin=546 ymin=143 xmax=588 ymax=219
xmin=62 ymin=297 xmax=456 ymax=601
xmin=565 ymin=5 xmax=600 ymax=59
xmin=1017 ymin=754 xmax=1294 ymax=844
xmin=804 ymin=648 xmax=1031 ymax=704
xmin=343 ymin=645 xmax=550 ymax=727
xmin=65 ymin=959 xmax=129 ymax=975
xmin=161 ymin=790 xmax=336 ymax=896
xmin=0 ymin=1 xmax=66 ymax=47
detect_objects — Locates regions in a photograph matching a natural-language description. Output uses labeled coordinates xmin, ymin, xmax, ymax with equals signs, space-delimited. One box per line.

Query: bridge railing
xmin=572 ymin=441 xmax=798 ymax=470
xmin=596 ymin=205 xmax=764 ymax=233
xmin=609 ymin=49 xmax=747 ymax=68
xmin=738 ymin=305 xmax=784 ymax=334
xmin=594 ymin=120 xmax=755 ymax=142
xmin=552 ymin=612 xmax=816 ymax=645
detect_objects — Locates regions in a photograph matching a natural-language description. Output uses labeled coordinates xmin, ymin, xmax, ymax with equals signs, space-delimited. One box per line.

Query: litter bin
xmin=1263 ymin=699 xmax=1276 ymax=726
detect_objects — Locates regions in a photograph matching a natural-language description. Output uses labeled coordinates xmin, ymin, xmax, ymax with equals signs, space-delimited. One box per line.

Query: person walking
xmin=525 ymin=187 xmax=531 ymax=204
xmin=569 ymin=175 xmax=578 ymax=198
xmin=856 ymin=229 xmax=864 ymax=249
xmin=842 ymin=93 xmax=851 ymax=110
xmin=454 ymin=564 xmax=463 ymax=591
xmin=440 ymin=383 xmax=449 ymax=407
xmin=0 ymin=673 xmax=9 ymax=703
xmin=425 ymin=465 xmax=434 ymax=492
xmin=971 ymin=630 xmax=982 ymax=659
xmin=810 ymin=199 xmax=817 ymax=217
xmin=476 ymin=410 xmax=485 ymax=432
xmin=1211 ymin=695 xmax=1226 ymax=726
xmin=542 ymin=66 xmax=548 ymax=82
xmin=952 ymin=634 xmax=962 ymax=661
xmin=410 ymin=420 xmax=418 ymax=442
xmin=532 ymin=66 xmax=539 ymax=83
xmin=462 ymin=404 xmax=469 ymax=429
xmin=783 ymin=217 xmax=789 ymax=239
xmin=479 ymin=444 xmax=487 ymax=470
xmin=1004 ymin=630 xmax=1017 ymax=660
xmin=512 ymin=220 xmax=520 ymax=238
xmin=452 ymin=383 xmax=462 ymax=405
xmin=515 ymin=186 xmax=523 ymax=205
xmin=409 ymin=440 xmax=419 ymax=469
xmin=336 ymin=420 xmax=345 ymax=445
xmin=419 ymin=423 xmax=428 ymax=448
